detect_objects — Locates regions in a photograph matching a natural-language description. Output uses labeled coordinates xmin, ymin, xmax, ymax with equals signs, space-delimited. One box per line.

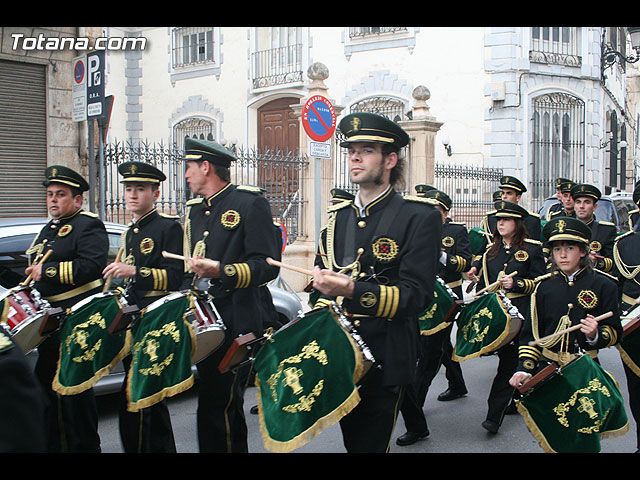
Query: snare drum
xmin=252 ymin=306 xmax=366 ymax=453
xmin=0 ymin=286 xmax=59 ymax=354
xmin=616 ymin=306 xmax=640 ymax=376
xmin=452 ymin=291 xmax=523 ymax=362
xmin=184 ymin=291 xmax=226 ymax=364
xmin=515 ymin=354 xmax=629 ymax=453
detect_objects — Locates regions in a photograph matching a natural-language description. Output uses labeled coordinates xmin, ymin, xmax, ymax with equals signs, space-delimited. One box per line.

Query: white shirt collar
xmin=354 ymin=185 xmax=391 ymax=217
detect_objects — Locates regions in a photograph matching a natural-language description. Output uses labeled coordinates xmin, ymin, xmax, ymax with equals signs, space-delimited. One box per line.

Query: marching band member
xmin=311 ymin=112 xmax=441 ymax=452
xmin=510 ymin=217 xmax=622 ymax=388
xmin=612 ymin=218 xmax=640 ymax=452
xmin=571 ymin=183 xmax=616 ymax=273
xmin=181 ymin=138 xmax=280 ymax=453
xmin=467 ymin=201 xmax=546 ymax=433
xmin=396 ymin=187 xmax=470 ymax=446
xmin=25 ymin=165 xmax=109 ymax=452
xmin=102 ymin=161 xmax=184 ymax=453
xmin=545 ymin=177 xmax=572 ymax=220
xmin=547 ymin=180 xmax=577 ymax=219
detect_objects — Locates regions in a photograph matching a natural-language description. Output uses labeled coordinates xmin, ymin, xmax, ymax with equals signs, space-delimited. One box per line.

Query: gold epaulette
xmin=237 ymin=184 xmax=263 ymax=195
xmin=80 ymin=211 xmax=98 ymax=218
xmin=594 ymin=268 xmax=618 ymax=282
xmin=525 ymin=238 xmax=543 ymax=245
xmin=186 ymin=198 xmax=203 ymax=206
xmin=449 ymin=221 xmax=467 ymax=226
xmin=404 ymin=195 xmax=438 ymax=206
xmin=160 ymin=213 xmax=180 ymax=220
xmin=599 ymin=220 xmax=615 ymax=227
xmin=328 ymin=200 xmax=352 ymax=212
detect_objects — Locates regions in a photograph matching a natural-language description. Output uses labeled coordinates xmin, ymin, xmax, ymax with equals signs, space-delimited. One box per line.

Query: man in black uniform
xmin=181 ymin=138 xmax=280 ymax=453
xmin=102 ymin=161 xmax=184 ymax=453
xmin=0 ymin=328 xmax=46 ymax=452
xmin=396 ymin=187 xmax=470 ymax=446
xmin=311 ymin=112 xmax=442 ymax=452
xmin=571 ymin=183 xmax=616 ymax=274
xmin=612 ymin=213 xmax=640 ymax=452
xmin=25 ymin=165 xmax=108 ymax=452
xmin=547 ymin=179 xmax=577 ymax=219
xmin=545 ymin=177 xmax=572 ymax=220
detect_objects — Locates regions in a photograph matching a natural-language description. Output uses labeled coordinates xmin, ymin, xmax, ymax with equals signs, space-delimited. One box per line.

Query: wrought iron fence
xmin=103 ymin=139 xmax=308 ymax=244
xmin=434 ymin=163 xmax=504 ymax=228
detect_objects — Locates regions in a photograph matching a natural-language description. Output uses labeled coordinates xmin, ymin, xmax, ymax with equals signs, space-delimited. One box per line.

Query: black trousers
xmin=485 ymin=341 xmax=518 ymax=425
xmin=339 ymin=368 xmax=404 ymax=453
xmin=118 ymin=355 xmax=177 ymax=453
xmin=400 ymin=324 xmax=467 ymax=433
xmin=195 ymin=343 xmax=252 ymax=453
xmin=34 ymin=334 xmax=101 ymax=453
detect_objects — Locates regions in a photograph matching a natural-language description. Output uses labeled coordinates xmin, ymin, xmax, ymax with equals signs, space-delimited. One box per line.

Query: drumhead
xmin=192 ymin=327 xmax=225 ymax=364
xmin=10 ymin=311 xmax=47 ymax=354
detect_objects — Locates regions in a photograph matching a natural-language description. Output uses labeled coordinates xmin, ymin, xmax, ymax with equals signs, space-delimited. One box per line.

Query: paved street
xmin=96 ymin=338 xmax=637 ymax=454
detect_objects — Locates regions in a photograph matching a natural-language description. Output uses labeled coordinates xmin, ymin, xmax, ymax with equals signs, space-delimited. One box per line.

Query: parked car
xmin=537 ymin=193 xmax=636 ymax=233
xmin=0 ymin=216 xmax=302 ymax=394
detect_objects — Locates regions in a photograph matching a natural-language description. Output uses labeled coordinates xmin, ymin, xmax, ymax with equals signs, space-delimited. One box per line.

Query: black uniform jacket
xmin=439 ymin=218 xmax=472 ymax=299
xmin=27 ymin=209 xmax=108 ymax=309
xmin=613 ymin=230 xmax=640 ymax=309
xmin=314 ymin=188 xmax=442 ymax=386
xmin=182 ymin=183 xmax=280 ymax=339
xmin=121 ymin=208 xmax=184 ymax=309
xmin=517 ymin=268 xmax=622 ymax=375
xmin=585 ymin=217 xmax=616 ymax=273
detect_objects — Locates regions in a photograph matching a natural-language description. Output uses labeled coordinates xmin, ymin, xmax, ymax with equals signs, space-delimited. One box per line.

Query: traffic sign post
xmin=302 ymin=95 xmax=337 ymax=252
xmin=72 ymin=55 xmax=87 ymax=122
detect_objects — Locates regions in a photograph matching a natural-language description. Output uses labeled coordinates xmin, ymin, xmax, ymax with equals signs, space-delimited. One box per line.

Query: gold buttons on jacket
xmin=358 ymin=220 xmax=366 ymax=228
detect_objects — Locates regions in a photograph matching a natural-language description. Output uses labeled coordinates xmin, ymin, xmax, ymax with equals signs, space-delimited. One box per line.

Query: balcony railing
xmin=251 ymin=44 xmax=303 ymax=89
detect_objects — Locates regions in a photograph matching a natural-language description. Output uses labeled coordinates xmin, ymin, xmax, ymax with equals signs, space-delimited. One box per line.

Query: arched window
xmin=530 ymin=92 xmax=585 ymax=210
xmin=173 ymin=117 xmax=217 ymax=151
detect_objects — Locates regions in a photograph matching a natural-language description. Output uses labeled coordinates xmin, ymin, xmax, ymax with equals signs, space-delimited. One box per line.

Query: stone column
xmin=399 ymin=86 xmax=443 ymax=193
xmin=284 ymin=62 xmax=343 ymax=292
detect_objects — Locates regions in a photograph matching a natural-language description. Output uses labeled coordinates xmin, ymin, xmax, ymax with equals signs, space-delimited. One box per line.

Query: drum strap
xmin=43 ymin=279 xmax=103 ymax=303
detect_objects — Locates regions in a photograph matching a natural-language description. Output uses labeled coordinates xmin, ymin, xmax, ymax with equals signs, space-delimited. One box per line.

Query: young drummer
xmin=510 ymin=217 xmax=622 ymax=389
xmin=102 ymin=161 xmax=184 ymax=453
xmin=467 ymin=200 xmax=546 ymax=433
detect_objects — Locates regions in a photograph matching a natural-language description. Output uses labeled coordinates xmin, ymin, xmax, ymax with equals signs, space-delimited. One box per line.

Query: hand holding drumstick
xmin=162 ymin=251 xmax=220 ymax=278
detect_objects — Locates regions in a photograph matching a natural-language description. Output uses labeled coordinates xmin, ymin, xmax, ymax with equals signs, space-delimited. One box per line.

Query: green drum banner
xmin=53 ymin=293 xmax=131 ymax=395
xmin=517 ymin=354 xmax=629 ymax=453
xmin=419 ymin=279 xmax=456 ymax=335
xmin=452 ymin=293 xmax=511 ymax=361
xmin=253 ymin=308 xmax=363 ymax=453
xmin=126 ymin=293 xmax=196 ymax=412
xmin=469 ymin=227 xmax=488 ymax=256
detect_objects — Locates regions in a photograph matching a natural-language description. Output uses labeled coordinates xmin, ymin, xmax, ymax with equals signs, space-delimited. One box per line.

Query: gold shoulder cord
xmin=325 ymin=211 xmax=363 ymax=281
xmin=613 ymin=242 xmax=640 ymax=285
xmin=530 ymin=284 xmax=573 ymax=353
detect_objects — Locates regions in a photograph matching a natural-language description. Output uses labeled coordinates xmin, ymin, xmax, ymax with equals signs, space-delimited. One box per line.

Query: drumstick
xmin=20 ymin=249 xmax=53 ymax=286
xmin=266 ymin=257 xmax=314 ymax=276
xmin=103 ymin=246 xmax=124 ymax=292
xmin=528 ymin=311 xmax=613 ymax=346
xmin=474 ymin=271 xmax=518 ymax=296
xmin=162 ymin=250 xmax=220 ymax=269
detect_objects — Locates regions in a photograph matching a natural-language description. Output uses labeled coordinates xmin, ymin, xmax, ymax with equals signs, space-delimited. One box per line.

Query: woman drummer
xmin=509 ymin=216 xmax=622 ymax=389
xmin=467 ymin=200 xmax=546 ymax=434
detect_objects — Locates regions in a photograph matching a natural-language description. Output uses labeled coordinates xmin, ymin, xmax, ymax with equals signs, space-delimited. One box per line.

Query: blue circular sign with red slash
xmin=302 ymin=95 xmax=336 ymax=142
xmin=74 ymin=59 xmax=85 ymax=84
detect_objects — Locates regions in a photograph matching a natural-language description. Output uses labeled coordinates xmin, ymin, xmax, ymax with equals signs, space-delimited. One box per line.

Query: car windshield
xmin=538 ymin=198 xmax=617 ymax=225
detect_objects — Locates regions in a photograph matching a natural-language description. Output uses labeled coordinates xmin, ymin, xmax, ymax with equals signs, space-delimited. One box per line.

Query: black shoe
xmin=481 ymin=420 xmax=499 ymax=434
xmin=437 ymin=388 xmax=467 ymax=401
xmin=250 ymin=405 xmax=259 ymax=414
xmin=396 ymin=430 xmax=429 ymax=446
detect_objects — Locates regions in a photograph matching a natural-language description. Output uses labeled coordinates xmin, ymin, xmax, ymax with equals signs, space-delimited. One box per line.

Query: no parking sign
xmin=302 ymin=95 xmax=336 ymax=142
